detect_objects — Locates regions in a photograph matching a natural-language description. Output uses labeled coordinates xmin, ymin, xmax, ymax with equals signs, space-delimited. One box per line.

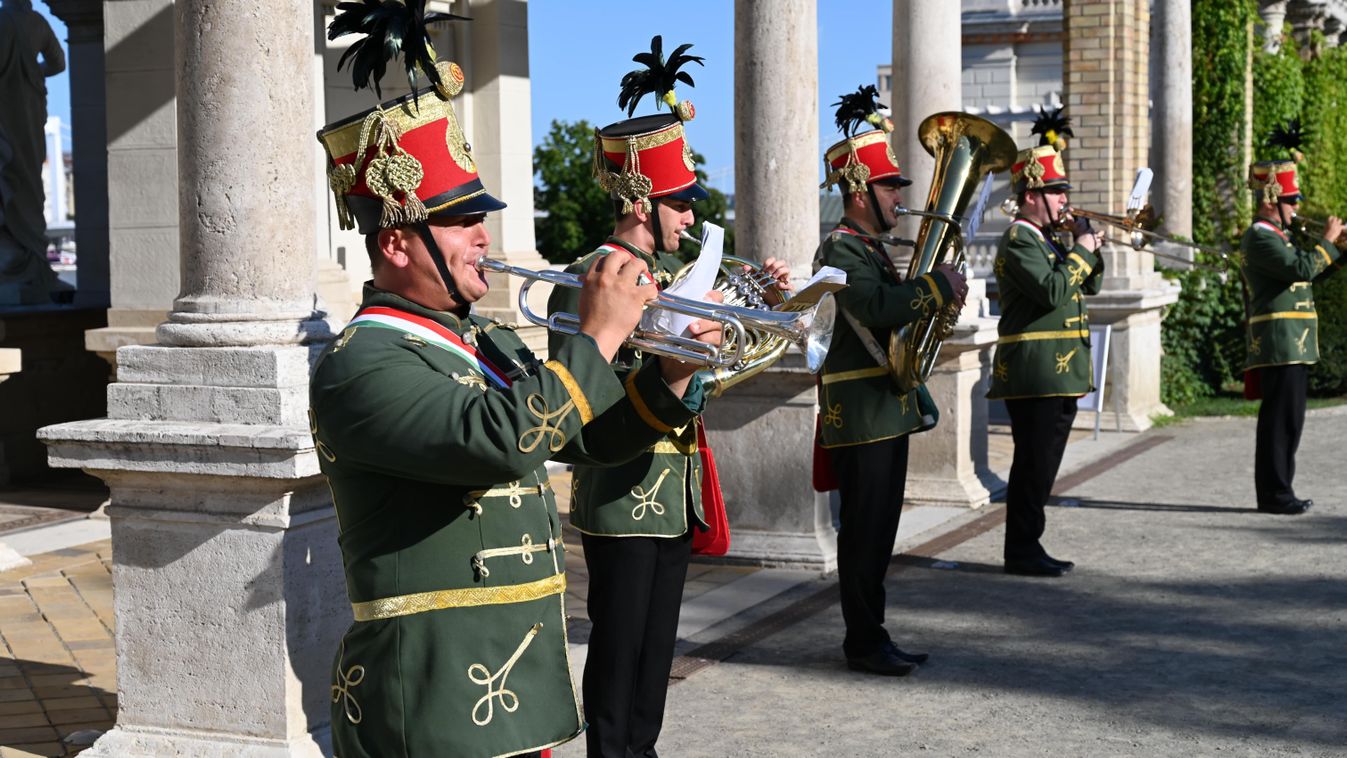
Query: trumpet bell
xmin=796 ymin=292 xmax=835 ymax=373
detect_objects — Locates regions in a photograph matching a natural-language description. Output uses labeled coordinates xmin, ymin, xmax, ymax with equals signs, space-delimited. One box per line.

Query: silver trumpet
xmin=476 ymin=256 xmax=835 ymax=373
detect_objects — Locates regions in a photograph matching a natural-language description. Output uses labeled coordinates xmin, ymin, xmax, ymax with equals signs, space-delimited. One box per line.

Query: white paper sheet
xmin=644 ymin=222 xmax=724 ymax=336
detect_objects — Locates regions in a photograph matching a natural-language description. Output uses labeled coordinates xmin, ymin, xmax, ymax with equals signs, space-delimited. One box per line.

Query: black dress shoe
xmin=846 ymin=647 xmax=917 ymax=677
xmin=1004 ymin=557 xmax=1065 ymax=577
xmin=1042 ymin=554 xmax=1075 ymax=571
xmin=884 ymin=641 xmax=930 ymax=665
xmin=1257 ymin=498 xmax=1313 ymax=515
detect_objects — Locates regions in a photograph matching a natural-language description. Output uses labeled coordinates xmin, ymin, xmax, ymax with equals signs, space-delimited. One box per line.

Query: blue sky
xmin=38 ymin=1 xmax=895 ymax=194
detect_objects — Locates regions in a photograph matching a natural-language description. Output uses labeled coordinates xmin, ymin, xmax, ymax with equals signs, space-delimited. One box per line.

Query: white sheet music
xmin=644 ymin=222 xmax=724 ymax=337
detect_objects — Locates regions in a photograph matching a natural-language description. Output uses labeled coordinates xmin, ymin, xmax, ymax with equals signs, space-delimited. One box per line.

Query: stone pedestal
xmin=1065 ymin=0 xmax=1176 ymax=431
xmin=0 ymin=306 xmax=108 ymax=484
xmin=39 ymin=2 xmax=342 ymax=754
xmin=39 ymin=417 xmax=344 ymax=758
xmin=1081 ymin=285 xmax=1178 ymax=431
xmin=703 ymin=355 xmax=836 ymax=573
xmin=906 ymin=315 xmax=1001 ymax=509
xmin=0 ymin=349 xmax=29 ymax=569
xmin=700 ymin=0 xmax=827 ymax=571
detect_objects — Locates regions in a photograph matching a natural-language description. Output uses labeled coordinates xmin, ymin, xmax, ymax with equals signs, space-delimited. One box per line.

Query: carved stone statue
xmin=0 ymin=0 xmax=65 ymax=304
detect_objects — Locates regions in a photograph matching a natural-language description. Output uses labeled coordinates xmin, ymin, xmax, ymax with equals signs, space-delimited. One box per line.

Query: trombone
xmin=1289 ymin=214 xmax=1347 ymax=248
xmin=1065 ymin=206 xmax=1230 ymax=268
xmin=1001 ymin=198 xmax=1230 ymax=270
xmin=475 ymin=256 xmax=836 ymax=373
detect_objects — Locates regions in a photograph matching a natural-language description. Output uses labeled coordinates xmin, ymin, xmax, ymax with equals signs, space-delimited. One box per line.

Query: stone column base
xmin=84 ymin=309 xmax=167 ymax=378
xmin=39 ymin=418 xmax=347 ymax=756
xmin=78 ymin=724 xmax=330 ymax=758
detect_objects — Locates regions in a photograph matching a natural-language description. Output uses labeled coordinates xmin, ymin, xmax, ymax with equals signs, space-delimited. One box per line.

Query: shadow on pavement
xmin=693 ymin=511 xmax=1347 ymax=751
xmin=0 ymin=658 xmax=113 ymax=754
xmin=1052 ymin=497 xmax=1255 ymax=514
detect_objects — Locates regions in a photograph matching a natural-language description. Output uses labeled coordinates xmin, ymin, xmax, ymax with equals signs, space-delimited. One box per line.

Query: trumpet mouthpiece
xmin=679 ymin=230 xmax=702 ymax=246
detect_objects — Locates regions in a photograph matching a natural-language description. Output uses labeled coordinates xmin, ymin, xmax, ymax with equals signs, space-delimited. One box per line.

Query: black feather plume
xmin=617 ymin=36 xmax=705 ymax=117
xmin=832 ymin=86 xmax=886 ymax=138
xmin=329 ymin=0 xmax=468 ymax=99
xmin=1030 ymin=106 xmax=1073 ymax=148
xmin=1267 ymin=118 xmax=1308 ymax=159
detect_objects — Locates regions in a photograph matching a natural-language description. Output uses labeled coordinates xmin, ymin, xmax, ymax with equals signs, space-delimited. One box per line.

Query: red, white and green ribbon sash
xmin=348 ymin=306 xmax=512 ymax=388
xmin=1253 ymin=220 xmax=1288 ymax=240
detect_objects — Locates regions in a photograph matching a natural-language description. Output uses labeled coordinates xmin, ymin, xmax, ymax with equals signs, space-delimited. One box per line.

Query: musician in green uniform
xmin=310 ymin=11 xmax=721 ymax=757
xmin=814 ymin=87 xmax=966 ymax=676
xmin=987 ymin=108 xmax=1102 ymax=578
xmin=546 ymin=38 xmax=789 ymax=757
xmin=1241 ymin=128 xmax=1344 ymax=515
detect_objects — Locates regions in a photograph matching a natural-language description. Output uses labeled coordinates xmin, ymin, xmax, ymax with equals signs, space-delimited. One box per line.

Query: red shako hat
xmin=822 ymin=85 xmax=910 ymax=193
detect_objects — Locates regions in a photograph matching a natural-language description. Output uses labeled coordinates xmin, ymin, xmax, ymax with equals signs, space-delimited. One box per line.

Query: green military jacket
xmin=310 ymin=286 xmax=697 ymax=758
xmin=1239 ymin=217 xmax=1341 ymax=369
xmin=547 ymin=237 xmax=708 ymax=538
xmin=987 ymin=218 xmax=1104 ymax=400
xmin=813 ymin=218 xmax=955 ymax=448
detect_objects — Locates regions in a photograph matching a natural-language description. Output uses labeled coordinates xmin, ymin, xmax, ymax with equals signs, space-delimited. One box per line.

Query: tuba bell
xmin=887 ymin=112 xmax=1017 ymax=394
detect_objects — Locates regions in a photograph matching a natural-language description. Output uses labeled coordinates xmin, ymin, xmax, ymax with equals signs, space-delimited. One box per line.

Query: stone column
xmin=1150 ymin=0 xmax=1193 ymax=265
xmin=1260 ymin=0 xmax=1290 ymax=52
xmin=893 ymin=0 xmax=1000 ymax=508
xmin=39 ymin=2 xmax=345 ymax=755
xmin=460 ymin=0 xmax=551 ymax=353
xmin=83 ymin=0 xmax=179 ymax=373
xmin=45 ymin=0 xmax=110 ymax=309
xmin=891 ymin=0 xmax=962 ymax=243
xmin=1065 ymin=0 xmax=1179 ymax=432
xmin=702 ymin=0 xmax=829 ymax=570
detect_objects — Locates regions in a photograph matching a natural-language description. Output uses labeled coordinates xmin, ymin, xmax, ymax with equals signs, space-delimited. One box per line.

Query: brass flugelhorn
xmin=476 ymin=256 xmax=835 ymax=375
xmin=673 ymin=230 xmax=830 ymax=394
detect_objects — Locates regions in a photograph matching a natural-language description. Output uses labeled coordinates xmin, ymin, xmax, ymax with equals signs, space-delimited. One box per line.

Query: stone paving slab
xmin=644 ymin=411 xmax=1347 ymax=757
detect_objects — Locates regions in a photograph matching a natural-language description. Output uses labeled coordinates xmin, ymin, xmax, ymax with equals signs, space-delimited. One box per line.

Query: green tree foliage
xmin=533 ymin=120 xmax=613 ymax=265
xmin=1252 ymin=27 xmax=1303 ymax=162
xmin=533 ymin=120 xmax=733 ymax=266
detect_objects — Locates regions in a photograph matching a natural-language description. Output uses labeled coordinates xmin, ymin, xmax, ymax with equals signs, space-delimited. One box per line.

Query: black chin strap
xmin=410 ymin=222 xmax=464 ymax=308
xmin=649 ymin=198 xmax=668 ymax=253
xmin=866 ymin=185 xmax=893 ymax=233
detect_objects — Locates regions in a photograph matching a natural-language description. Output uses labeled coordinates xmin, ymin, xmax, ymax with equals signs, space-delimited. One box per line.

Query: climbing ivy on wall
xmin=1162 ymin=0 xmax=1258 ymax=406
xmin=1166 ymin=12 xmax=1347 ymax=402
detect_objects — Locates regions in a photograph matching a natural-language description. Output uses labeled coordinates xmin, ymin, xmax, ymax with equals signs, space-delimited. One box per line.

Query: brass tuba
xmin=887 ymin=112 xmax=1016 ymax=393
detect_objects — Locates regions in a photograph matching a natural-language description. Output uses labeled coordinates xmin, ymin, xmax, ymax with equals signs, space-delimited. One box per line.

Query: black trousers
xmin=580 ymin=531 xmax=691 ymax=758
xmin=1004 ymin=396 xmax=1078 ymax=562
xmin=1255 ymin=364 xmax=1308 ymax=507
xmin=828 ymin=435 xmax=910 ymax=658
